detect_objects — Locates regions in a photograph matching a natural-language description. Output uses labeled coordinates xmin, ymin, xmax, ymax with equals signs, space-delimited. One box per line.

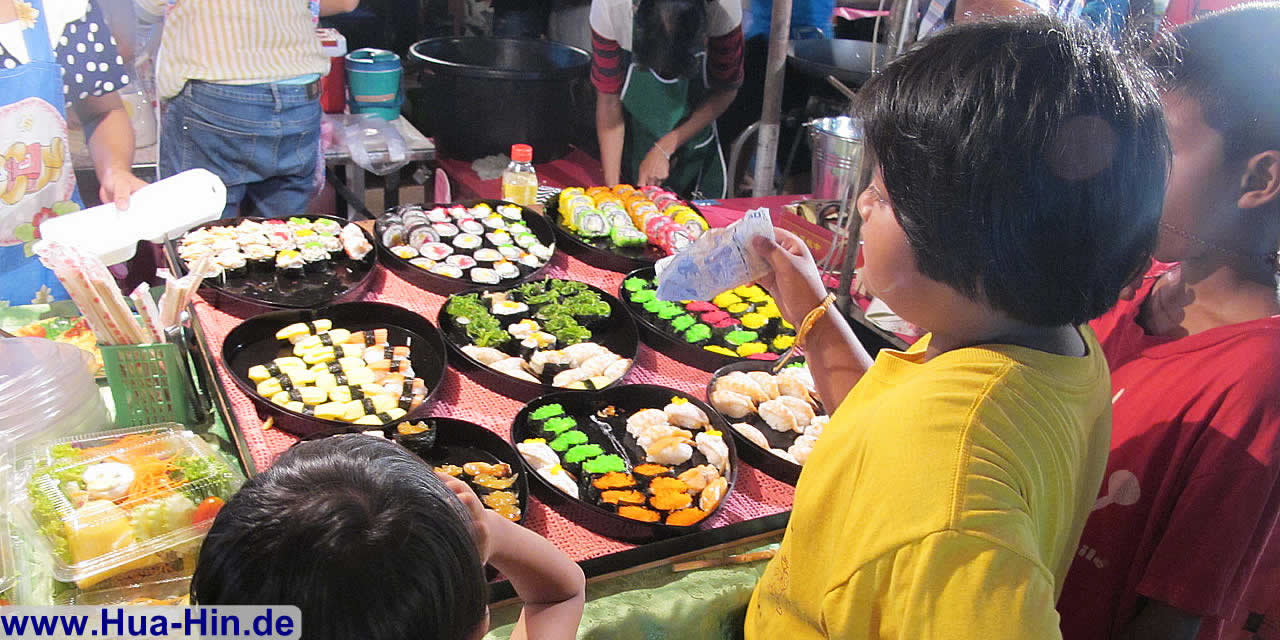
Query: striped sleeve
xmin=707 ymin=25 xmax=744 ymax=91
xmin=591 ymin=29 xmax=626 ymax=94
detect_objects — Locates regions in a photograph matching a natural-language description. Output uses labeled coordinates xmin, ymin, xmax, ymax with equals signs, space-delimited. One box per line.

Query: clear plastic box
xmin=57 ymin=575 xmax=191 ymax=606
xmin=16 ymin=425 xmax=243 ymax=589
xmin=0 ymin=437 xmax=18 ymax=596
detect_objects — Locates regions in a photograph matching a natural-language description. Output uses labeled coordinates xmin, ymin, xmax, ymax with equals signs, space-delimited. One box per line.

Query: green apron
xmin=620 ymin=52 xmax=727 ymax=199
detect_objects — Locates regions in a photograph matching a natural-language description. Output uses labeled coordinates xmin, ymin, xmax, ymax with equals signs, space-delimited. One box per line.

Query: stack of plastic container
xmin=0 ymin=338 xmax=110 ymax=452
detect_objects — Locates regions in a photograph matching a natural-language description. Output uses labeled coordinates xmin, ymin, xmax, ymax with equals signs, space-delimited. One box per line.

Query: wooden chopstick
xmin=671 ymin=549 xmax=776 ymax=573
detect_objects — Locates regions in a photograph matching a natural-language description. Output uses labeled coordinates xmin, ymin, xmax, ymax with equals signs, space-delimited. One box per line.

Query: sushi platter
xmin=511 ymin=384 xmax=738 ymax=542
xmin=547 ymin=185 xmax=710 ymax=273
xmin=221 ymin=302 xmax=449 ymax=437
xmin=707 ymin=360 xmax=828 ymax=485
xmin=619 ymin=268 xmax=798 ymax=372
xmin=172 ymin=215 xmax=377 ymax=309
xmin=375 ymin=200 xmax=557 ymax=295
xmin=380 ymin=417 xmax=530 ymax=523
xmin=437 ymin=278 xmax=639 ymax=402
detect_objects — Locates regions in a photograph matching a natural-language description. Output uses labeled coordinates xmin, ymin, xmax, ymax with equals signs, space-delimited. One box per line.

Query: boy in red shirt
xmin=1056 ymin=4 xmax=1280 ymax=639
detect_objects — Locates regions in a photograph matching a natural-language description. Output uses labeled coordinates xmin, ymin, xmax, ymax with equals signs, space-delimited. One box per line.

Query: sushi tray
xmin=707 ymin=360 xmax=827 ymax=485
xmin=303 ymin=417 xmax=530 ymax=524
xmin=220 ymin=302 xmax=449 ymax=437
xmin=436 ymin=278 xmax=638 ymax=402
xmin=619 ymin=268 xmax=798 ymax=372
xmin=374 ymin=200 xmax=557 ymax=295
xmin=511 ymin=384 xmax=738 ymax=542
xmin=546 ymin=185 xmax=710 ymax=273
xmin=172 ymin=215 xmax=377 ymax=309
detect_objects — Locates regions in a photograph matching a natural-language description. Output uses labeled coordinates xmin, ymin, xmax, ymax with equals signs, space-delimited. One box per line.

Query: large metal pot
xmin=808 ymin=116 xmax=867 ymax=201
xmin=409 ymin=37 xmax=591 ymax=163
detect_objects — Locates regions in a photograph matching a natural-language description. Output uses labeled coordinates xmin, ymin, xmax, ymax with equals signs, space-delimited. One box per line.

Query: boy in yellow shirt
xmin=744 ymin=17 xmax=1169 ymax=639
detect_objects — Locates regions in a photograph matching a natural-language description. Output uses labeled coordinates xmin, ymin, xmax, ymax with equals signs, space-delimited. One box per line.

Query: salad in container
xmin=19 ymin=425 xmax=243 ymax=589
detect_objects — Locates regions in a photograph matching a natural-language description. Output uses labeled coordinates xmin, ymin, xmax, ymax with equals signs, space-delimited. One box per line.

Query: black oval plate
xmin=706 ymin=359 xmax=826 ymax=486
xmin=545 ymin=196 xmax=665 ymax=273
xmin=384 ymin=417 xmax=530 ymax=524
xmin=171 ymin=215 xmax=378 ymax=310
xmin=511 ymin=384 xmax=739 ymax=542
xmin=436 ymin=279 xmax=639 ymax=402
xmin=376 ymin=200 xmax=557 ymax=295
xmin=619 ymin=267 xmax=792 ymax=373
xmin=222 ymin=302 xmax=449 ymax=438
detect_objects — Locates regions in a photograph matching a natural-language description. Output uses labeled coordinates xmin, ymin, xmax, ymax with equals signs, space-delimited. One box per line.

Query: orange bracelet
xmin=795 ymin=293 xmax=837 ymax=351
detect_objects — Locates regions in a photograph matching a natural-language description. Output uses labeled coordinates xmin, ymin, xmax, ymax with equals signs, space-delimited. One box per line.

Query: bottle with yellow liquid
xmin=501 ymin=144 xmax=538 ymax=208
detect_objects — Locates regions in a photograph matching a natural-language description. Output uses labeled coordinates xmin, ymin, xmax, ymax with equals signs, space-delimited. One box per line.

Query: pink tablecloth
xmin=191 ymin=249 xmax=795 ymax=564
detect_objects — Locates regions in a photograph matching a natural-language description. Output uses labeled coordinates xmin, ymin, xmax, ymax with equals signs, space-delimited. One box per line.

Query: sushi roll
xmin=610 ymin=226 xmax=648 ymax=248
xmin=408 ymin=257 xmax=435 ymax=270
xmin=406 ymin=224 xmax=439 ymax=249
xmin=513 ymin=232 xmax=539 ymax=249
xmin=215 ymin=250 xmax=248 ymax=279
xmin=473 ymin=248 xmax=503 ymax=263
xmin=391 ymin=245 xmax=419 ymax=260
xmin=470 ymin=267 xmax=501 ymax=285
xmin=453 ymin=233 xmax=483 ymax=251
xmin=529 ymin=349 xmax=573 ymax=377
xmin=519 ymin=331 xmax=557 ymax=357
xmin=469 ymin=203 xmax=494 ymax=217
xmin=242 ymin=244 xmax=275 ymax=273
xmin=494 ymin=260 xmax=521 ymax=280
xmin=459 ymin=219 xmax=486 ymax=235
xmin=275 ymin=249 xmax=304 ymax=278
xmin=573 ymin=209 xmax=611 ymax=238
xmin=482 ymin=214 xmax=507 ymax=230
xmin=300 ymin=241 xmax=330 ymax=273
xmin=427 ymin=208 xmax=450 ymax=223
xmin=518 ymin=253 xmax=543 ymax=268
xmin=320 ymin=234 xmax=344 ymax=257
xmin=429 ymin=263 xmax=465 ymax=279
xmin=380 ymin=222 xmax=406 ymax=248
xmin=497 ymin=204 xmax=524 ymax=221
xmin=287 ymin=216 xmax=314 ymax=231
xmin=486 ymin=231 xmax=513 ymax=247
xmin=529 ymin=243 xmax=554 ymax=261
xmin=506 ymin=222 xmax=531 ymax=236
xmin=496 ymin=244 xmax=522 ymax=260
xmin=312 ymin=218 xmax=342 ymax=236
xmin=492 ymin=299 xmax=530 ymax=319
xmin=340 ymin=224 xmax=373 ymax=260
xmin=445 ymin=254 xmax=478 ymax=269
xmin=419 ymin=242 xmax=454 ymax=262
xmin=432 ymin=222 xmax=460 ymax=239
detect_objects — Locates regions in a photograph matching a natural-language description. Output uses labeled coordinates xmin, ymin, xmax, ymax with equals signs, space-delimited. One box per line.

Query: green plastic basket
xmin=101 ymin=343 xmax=193 ymax=427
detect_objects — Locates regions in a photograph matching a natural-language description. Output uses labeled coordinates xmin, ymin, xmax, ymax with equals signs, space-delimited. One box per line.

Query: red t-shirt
xmin=1057 ymin=269 xmax=1280 ymax=640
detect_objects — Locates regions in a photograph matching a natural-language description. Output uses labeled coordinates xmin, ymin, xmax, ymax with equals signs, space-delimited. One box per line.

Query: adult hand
xmin=1138 ymin=265 xmax=1194 ymax=337
xmin=437 ymin=471 xmax=493 ymax=564
xmin=637 ymin=145 xmax=670 ymax=187
xmin=752 ymin=229 xmax=829 ymax=327
xmin=98 ymin=168 xmax=148 ymax=210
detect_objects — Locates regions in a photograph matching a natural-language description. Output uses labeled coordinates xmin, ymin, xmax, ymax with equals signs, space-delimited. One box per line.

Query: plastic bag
xmin=655 ymin=208 xmax=775 ymax=301
xmin=341 ymin=115 xmax=409 ymax=176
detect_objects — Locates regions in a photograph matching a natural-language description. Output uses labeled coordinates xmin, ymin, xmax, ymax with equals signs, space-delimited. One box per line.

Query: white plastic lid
xmin=37 ymin=169 xmax=227 ymax=266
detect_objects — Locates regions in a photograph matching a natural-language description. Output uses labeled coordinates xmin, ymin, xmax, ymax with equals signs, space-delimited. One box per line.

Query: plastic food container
xmin=0 ymin=437 xmax=18 ymax=595
xmin=0 ymin=338 xmax=110 ymax=452
xmin=17 ymin=425 xmax=244 ymax=589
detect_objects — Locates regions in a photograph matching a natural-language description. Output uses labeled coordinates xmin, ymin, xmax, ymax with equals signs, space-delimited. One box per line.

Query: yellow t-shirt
xmin=745 ymin=330 xmax=1112 ymax=640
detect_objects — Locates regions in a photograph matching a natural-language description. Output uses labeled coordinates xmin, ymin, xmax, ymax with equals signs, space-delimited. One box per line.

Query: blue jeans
xmin=161 ymin=81 xmax=321 ymax=218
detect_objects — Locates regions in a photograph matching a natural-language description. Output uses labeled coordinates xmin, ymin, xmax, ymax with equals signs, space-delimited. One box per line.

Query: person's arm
xmin=636 ymin=88 xmax=738 ymax=186
xmin=132 ymin=0 xmax=165 ymax=24
xmin=319 ymin=0 xmax=359 ymax=17
xmin=954 ymin=0 xmax=1041 ymax=21
xmin=753 ymin=230 xmax=873 ymax=407
xmin=1116 ymin=600 xmax=1202 ymax=640
xmin=487 ymin=510 xmax=586 ymax=640
xmin=75 ymin=93 xmax=147 ymax=209
xmin=597 ymin=91 xmax=626 ymax=186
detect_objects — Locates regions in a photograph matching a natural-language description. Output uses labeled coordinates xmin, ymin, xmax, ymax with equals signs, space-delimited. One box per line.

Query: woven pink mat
xmin=192 ymin=252 xmax=795 ymax=563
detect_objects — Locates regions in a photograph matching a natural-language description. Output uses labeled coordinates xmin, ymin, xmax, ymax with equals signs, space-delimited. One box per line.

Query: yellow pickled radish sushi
xmin=275 ymin=319 xmax=332 ymax=342
xmin=254 ymin=370 xmax=318 ymax=397
xmin=327 ymin=384 xmax=385 ymax=403
xmin=293 ymin=329 xmax=353 ymax=353
xmin=270 ymin=387 xmax=326 ymax=407
xmin=309 ymin=356 xmax=368 ymax=376
xmin=248 ymin=357 xmax=307 ymax=382
xmin=313 ymin=401 xmax=351 ymax=420
xmin=354 ymin=407 xmax=407 ymax=426
xmin=301 ymin=347 xmax=337 ymax=365
xmin=314 ymin=368 xmax=376 ymax=390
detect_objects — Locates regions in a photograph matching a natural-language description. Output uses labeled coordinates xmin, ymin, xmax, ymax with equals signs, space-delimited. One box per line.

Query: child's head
xmin=1145 ymin=2 xmax=1280 ymax=265
xmin=855 ymin=16 xmax=1168 ymax=326
xmin=192 ymin=435 xmax=488 ymax=640
xmin=634 ymin=0 xmax=709 ymax=79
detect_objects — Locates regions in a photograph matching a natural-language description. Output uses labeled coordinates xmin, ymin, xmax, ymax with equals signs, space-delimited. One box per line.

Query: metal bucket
xmin=808 ymin=116 xmax=866 ymax=200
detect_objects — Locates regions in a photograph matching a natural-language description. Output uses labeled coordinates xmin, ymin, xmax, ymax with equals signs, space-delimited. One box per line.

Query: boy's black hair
xmin=857 ymin=16 xmax=1169 ymax=326
xmin=191 ymin=435 xmax=487 ymax=640
xmin=1147 ymin=2 xmax=1280 ymax=163
xmin=633 ymin=0 xmax=709 ymax=80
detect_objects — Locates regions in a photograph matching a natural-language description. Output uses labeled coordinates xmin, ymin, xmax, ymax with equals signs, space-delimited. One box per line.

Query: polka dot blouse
xmin=0 ymin=1 xmax=130 ymax=104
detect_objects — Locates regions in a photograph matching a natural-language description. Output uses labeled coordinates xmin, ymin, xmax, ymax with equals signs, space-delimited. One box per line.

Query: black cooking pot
xmin=409 ymin=37 xmax=591 ymax=163
xmin=788 ymin=39 xmax=888 ymax=89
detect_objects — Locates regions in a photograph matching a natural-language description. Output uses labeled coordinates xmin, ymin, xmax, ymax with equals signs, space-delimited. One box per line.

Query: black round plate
xmin=511 ymin=384 xmax=739 ymax=542
xmin=619 ymin=267 xmax=791 ymax=373
xmin=384 ymin=417 xmax=531 ymax=524
xmin=171 ymin=215 xmax=378 ymax=310
xmin=375 ymin=200 xmax=557 ymax=295
xmin=706 ymin=359 xmax=826 ymax=486
xmin=545 ymin=195 xmax=665 ymax=273
xmin=436 ymin=279 xmax=638 ymax=402
xmin=222 ymin=302 xmax=449 ymax=438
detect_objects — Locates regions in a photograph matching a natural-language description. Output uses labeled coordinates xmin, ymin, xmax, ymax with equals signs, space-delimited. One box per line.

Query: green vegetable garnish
xmin=170 ymin=455 xmax=235 ymax=503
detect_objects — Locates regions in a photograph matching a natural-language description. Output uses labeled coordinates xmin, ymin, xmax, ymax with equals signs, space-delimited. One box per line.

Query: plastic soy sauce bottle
xmin=502 ymin=144 xmax=538 ymax=208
